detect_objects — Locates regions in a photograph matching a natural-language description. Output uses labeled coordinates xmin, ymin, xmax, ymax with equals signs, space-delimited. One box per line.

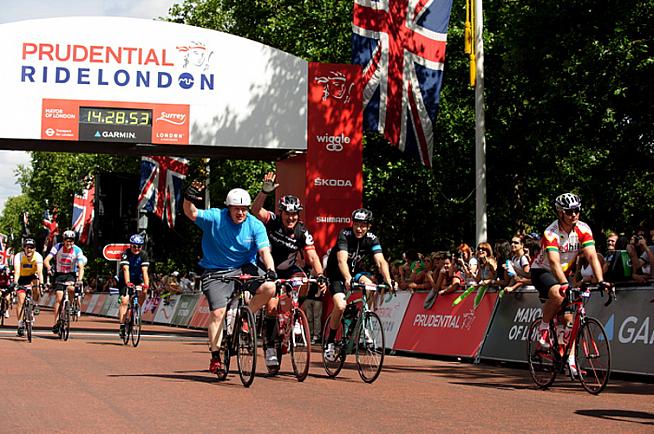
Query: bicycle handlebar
xmin=578 ymin=282 xmax=616 ymax=307
xmin=351 ymin=282 xmax=390 ymax=292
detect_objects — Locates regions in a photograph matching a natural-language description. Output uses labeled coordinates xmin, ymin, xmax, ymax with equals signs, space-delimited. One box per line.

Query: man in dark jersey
xmin=322 ymin=208 xmax=393 ymax=361
xmin=117 ymin=234 xmax=150 ymax=338
xmin=252 ymin=171 xmax=327 ymax=368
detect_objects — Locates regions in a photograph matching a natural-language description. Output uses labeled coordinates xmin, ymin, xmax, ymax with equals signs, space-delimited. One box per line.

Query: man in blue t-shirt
xmin=184 ymin=184 xmax=276 ymax=375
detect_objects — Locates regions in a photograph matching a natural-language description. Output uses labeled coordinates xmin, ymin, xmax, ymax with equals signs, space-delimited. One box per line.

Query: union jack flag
xmin=0 ymin=233 xmax=12 ymax=266
xmin=138 ymin=156 xmax=189 ymax=229
xmin=72 ymin=179 xmax=95 ymax=245
xmin=352 ymin=0 xmax=454 ymax=167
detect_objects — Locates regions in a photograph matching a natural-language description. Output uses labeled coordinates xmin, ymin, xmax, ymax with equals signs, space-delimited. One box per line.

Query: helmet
xmin=129 ymin=234 xmax=145 ymax=245
xmin=352 ymin=208 xmax=373 ymax=223
xmin=224 ymin=188 xmax=252 ymax=206
xmin=63 ymin=230 xmax=76 ymax=240
xmin=22 ymin=238 xmax=36 ymax=247
xmin=554 ymin=193 xmax=581 ymax=212
xmin=278 ymin=195 xmax=303 ymax=213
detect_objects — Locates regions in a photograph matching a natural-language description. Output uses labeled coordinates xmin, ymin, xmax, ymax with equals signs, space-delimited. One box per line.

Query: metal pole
xmin=474 ymin=0 xmax=487 ymax=245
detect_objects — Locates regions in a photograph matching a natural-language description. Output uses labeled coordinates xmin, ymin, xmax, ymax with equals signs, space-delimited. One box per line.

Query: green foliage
xmin=2 ymin=0 xmax=653 ymax=269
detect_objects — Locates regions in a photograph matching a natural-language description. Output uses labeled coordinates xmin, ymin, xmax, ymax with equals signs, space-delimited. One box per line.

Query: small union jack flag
xmin=352 ymin=0 xmax=454 ymax=167
xmin=72 ymin=180 xmax=95 ymax=245
xmin=0 ymin=233 xmax=12 ymax=266
xmin=138 ymin=156 xmax=189 ymax=229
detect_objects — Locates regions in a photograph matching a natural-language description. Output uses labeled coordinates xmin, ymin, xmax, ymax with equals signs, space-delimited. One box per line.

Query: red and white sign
xmin=393 ymin=292 xmax=498 ymax=358
xmin=188 ymin=296 xmax=211 ymax=329
xmin=374 ymin=291 xmax=412 ymax=349
xmin=306 ymin=63 xmax=363 ymax=256
xmin=102 ymin=243 xmax=130 ymax=261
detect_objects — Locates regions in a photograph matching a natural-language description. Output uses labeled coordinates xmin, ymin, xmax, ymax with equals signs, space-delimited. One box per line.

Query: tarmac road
xmin=1 ymin=310 xmax=652 ymax=433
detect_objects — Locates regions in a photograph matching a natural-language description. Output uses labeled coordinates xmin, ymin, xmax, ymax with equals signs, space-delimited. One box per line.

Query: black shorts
xmin=53 ymin=273 xmax=77 ymax=291
xmin=531 ymin=268 xmax=564 ymax=300
xmin=201 ymin=264 xmax=265 ymax=311
xmin=17 ymin=275 xmax=38 ymax=286
xmin=118 ymin=284 xmax=143 ymax=297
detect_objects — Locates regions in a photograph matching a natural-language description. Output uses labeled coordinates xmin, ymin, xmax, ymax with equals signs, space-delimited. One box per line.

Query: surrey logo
xmin=315 ymin=71 xmax=354 ymax=103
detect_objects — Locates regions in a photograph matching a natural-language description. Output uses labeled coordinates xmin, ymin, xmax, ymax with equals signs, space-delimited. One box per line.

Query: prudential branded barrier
xmin=478 ymin=287 xmax=654 ymax=376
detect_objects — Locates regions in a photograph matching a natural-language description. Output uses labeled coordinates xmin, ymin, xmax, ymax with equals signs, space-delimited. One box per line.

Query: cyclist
xmin=322 ymin=208 xmax=394 ymax=361
xmin=44 ymin=230 xmax=85 ymax=334
xmin=183 ymin=183 xmax=277 ymax=375
xmin=12 ymin=238 xmax=44 ymax=336
xmin=252 ymin=172 xmax=327 ymax=368
xmin=117 ymin=234 xmax=150 ymax=338
xmin=530 ymin=193 xmax=611 ymax=375
xmin=0 ymin=265 xmax=12 ymax=318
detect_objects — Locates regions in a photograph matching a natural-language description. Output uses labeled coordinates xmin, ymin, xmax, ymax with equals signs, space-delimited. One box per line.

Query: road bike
xmin=15 ymin=283 xmax=39 ymax=342
xmin=322 ymin=282 xmax=388 ymax=383
xmin=212 ymin=273 xmax=265 ymax=388
xmin=122 ymin=285 xmax=143 ymax=347
xmin=527 ymin=283 xmax=615 ymax=394
xmin=260 ymin=276 xmax=317 ymax=382
xmin=54 ymin=280 xmax=81 ymax=341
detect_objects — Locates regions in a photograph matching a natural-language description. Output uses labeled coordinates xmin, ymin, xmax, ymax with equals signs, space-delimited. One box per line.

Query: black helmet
xmin=352 ymin=208 xmax=373 ymax=223
xmin=278 ymin=195 xmax=303 ymax=213
xmin=554 ymin=193 xmax=581 ymax=212
xmin=22 ymin=238 xmax=36 ymax=247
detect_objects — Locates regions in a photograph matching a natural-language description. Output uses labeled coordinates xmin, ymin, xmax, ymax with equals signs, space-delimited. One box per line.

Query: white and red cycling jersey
xmin=531 ymin=220 xmax=595 ymax=275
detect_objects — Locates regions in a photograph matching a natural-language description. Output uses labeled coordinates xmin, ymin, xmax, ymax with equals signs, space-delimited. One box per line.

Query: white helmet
xmin=224 ymin=188 xmax=251 ymax=206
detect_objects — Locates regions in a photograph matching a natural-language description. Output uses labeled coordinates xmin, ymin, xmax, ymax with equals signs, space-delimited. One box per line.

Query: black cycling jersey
xmin=118 ymin=249 xmax=149 ymax=285
xmin=264 ymin=212 xmax=315 ymax=271
xmin=325 ymin=228 xmax=383 ymax=279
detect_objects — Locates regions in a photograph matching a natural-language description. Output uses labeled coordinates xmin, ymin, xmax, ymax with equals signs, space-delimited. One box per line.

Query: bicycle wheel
xmin=321 ymin=314 xmax=346 ymax=378
xmin=122 ymin=307 xmax=131 ymax=345
xmin=24 ymin=302 xmax=33 ymax=343
xmin=526 ymin=317 xmax=558 ymax=389
xmin=72 ymin=299 xmax=80 ymax=322
xmin=216 ymin=332 xmax=231 ymax=381
xmin=355 ymin=311 xmax=385 ymax=383
xmin=131 ymin=305 xmax=142 ymax=347
xmin=290 ymin=308 xmax=311 ymax=382
xmin=236 ymin=306 xmax=257 ymax=388
xmin=61 ymin=302 xmax=71 ymax=341
xmin=0 ymin=297 xmax=7 ymax=326
xmin=576 ymin=317 xmax=611 ymax=395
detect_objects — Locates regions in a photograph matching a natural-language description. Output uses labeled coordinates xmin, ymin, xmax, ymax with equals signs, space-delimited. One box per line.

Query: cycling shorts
xmin=201 ymin=264 xmax=264 ymax=311
xmin=119 ymin=285 xmax=138 ymax=298
xmin=17 ymin=275 xmax=38 ymax=287
xmin=53 ymin=272 xmax=77 ymax=291
xmin=328 ymin=272 xmax=371 ymax=296
xmin=531 ymin=268 xmax=564 ymax=300
xmin=276 ymin=265 xmax=305 ymax=280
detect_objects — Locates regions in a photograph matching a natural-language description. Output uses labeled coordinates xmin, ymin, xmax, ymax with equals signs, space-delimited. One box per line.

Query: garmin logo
xmin=156 ymin=112 xmax=187 ymax=125
xmin=314 ymin=178 xmax=352 ymax=187
xmin=316 ymin=216 xmax=351 ymax=223
xmin=97 ymin=131 xmax=136 ymax=139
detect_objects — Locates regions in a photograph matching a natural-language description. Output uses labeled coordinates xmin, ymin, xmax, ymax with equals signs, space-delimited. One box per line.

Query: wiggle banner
xmin=305 ymin=63 xmax=363 ymax=256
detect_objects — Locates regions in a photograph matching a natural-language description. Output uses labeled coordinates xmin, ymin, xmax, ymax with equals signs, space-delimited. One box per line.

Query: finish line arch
xmin=0 ymin=17 xmax=363 ymax=255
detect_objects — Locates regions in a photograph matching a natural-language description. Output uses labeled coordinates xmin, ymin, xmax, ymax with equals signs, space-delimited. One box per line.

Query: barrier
xmin=153 ymin=295 xmax=180 ymax=325
xmin=393 ymin=291 xmax=498 ymax=358
xmin=478 ymin=287 xmax=654 ymax=376
xmin=171 ymin=294 xmax=201 ymax=327
xmin=373 ymin=291 xmax=411 ymax=349
xmin=188 ymin=296 xmax=211 ymax=329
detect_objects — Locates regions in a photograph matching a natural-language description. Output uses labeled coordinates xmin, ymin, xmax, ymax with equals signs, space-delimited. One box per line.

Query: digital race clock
xmin=78 ymin=106 xmax=153 ymax=143
xmin=79 ymin=107 xmax=152 ymax=126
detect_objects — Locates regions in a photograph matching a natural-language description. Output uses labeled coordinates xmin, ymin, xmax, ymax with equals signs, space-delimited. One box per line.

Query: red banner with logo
xmin=393 ymin=292 xmax=498 ymax=358
xmin=306 ymin=63 xmax=363 ymax=256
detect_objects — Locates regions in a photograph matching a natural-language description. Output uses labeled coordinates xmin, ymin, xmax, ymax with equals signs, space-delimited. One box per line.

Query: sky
xmin=0 ymin=0 xmax=178 ymax=212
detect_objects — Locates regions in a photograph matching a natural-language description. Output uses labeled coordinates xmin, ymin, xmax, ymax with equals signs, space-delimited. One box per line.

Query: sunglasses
xmin=477 ymin=248 xmax=488 ymax=253
xmin=64 ymin=238 xmax=74 ymax=242
xmin=564 ymin=208 xmax=581 ymax=216
xmin=131 ymin=244 xmax=143 ymax=249
xmin=511 ymin=240 xmax=521 ymax=245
